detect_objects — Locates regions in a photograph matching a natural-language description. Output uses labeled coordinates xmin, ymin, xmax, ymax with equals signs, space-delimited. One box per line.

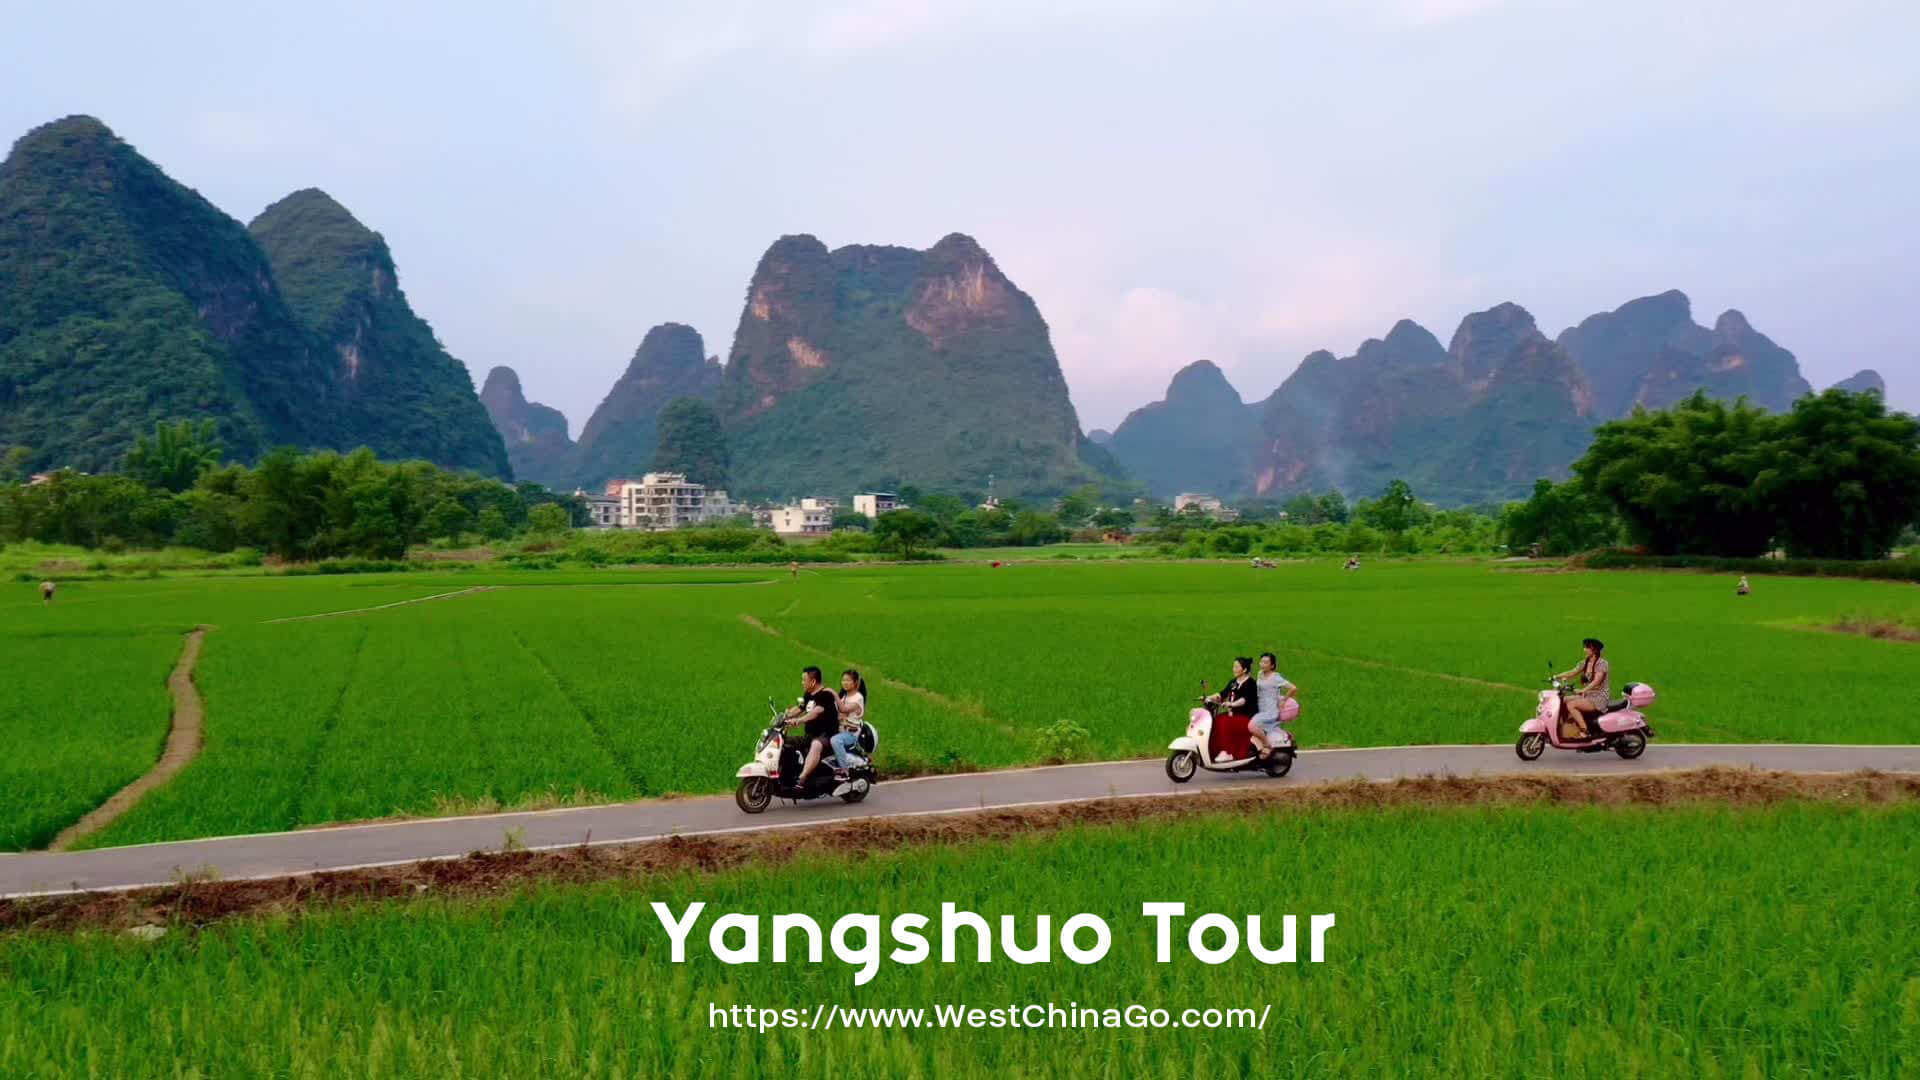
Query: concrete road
xmin=5 ymin=743 xmax=1917 ymax=898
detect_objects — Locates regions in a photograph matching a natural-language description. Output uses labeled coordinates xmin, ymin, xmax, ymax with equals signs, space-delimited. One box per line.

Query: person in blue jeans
xmin=1250 ymin=651 xmax=1297 ymax=759
xmin=831 ymin=668 xmax=869 ymax=777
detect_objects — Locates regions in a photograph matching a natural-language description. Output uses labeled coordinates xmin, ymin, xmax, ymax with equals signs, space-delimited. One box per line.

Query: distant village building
xmin=589 ymin=472 xmax=733 ymax=530
xmin=978 ymin=495 xmax=1002 ymax=512
xmin=771 ymin=497 xmax=837 ymax=535
xmin=852 ymin=491 xmax=903 ymax=519
xmin=1174 ymin=493 xmax=1239 ymax=522
xmin=575 ymin=490 xmax=622 ymax=528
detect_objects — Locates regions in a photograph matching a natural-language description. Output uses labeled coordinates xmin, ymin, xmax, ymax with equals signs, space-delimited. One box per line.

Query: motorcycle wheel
xmin=1515 ymin=734 xmax=1546 ymax=761
xmin=1264 ymin=751 xmax=1294 ymax=778
xmin=1614 ymin=731 xmax=1648 ymax=760
xmin=735 ymin=777 xmax=774 ymax=814
xmin=840 ymin=780 xmax=870 ymax=804
xmin=1165 ymin=751 xmax=1198 ymax=783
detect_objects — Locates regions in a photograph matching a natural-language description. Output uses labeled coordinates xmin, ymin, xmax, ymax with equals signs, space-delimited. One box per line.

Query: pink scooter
xmin=1515 ymin=667 xmax=1656 ymax=761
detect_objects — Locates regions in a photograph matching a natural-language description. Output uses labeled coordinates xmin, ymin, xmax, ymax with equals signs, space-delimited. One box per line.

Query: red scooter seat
xmin=1210 ymin=713 xmax=1254 ymax=761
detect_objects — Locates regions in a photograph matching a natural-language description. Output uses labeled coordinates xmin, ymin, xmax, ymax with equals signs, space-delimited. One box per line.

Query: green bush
xmin=1580 ymin=550 xmax=1920 ymax=582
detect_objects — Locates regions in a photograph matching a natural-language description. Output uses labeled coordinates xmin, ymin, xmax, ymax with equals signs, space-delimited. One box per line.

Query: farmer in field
xmin=40 ymin=580 xmax=54 ymax=605
xmin=783 ymin=665 xmax=839 ymax=788
xmin=1557 ymin=638 xmax=1610 ymax=738
xmin=1736 ymin=575 xmax=1751 ymax=596
xmin=789 ymin=560 xmax=799 ymax=580
xmin=1249 ymin=652 xmax=1297 ymax=760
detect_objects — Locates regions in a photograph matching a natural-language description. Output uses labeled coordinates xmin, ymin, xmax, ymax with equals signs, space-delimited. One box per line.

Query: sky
xmin=6 ymin=0 xmax=1916 ymax=432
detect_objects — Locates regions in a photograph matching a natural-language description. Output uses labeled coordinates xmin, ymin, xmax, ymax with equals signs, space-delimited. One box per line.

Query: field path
xmin=739 ymin=614 xmax=1018 ymax=736
xmin=47 ymin=626 xmax=211 ymax=852
xmin=262 ymin=586 xmax=495 ymax=623
xmin=5 ymin=743 xmax=1918 ymax=897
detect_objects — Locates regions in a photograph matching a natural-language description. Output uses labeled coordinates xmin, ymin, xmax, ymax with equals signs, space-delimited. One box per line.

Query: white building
xmin=852 ymin=491 xmax=903 ymax=518
xmin=771 ymin=497 xmax=837 ymax=535
xmin=599 ymin=473 xmax=733 ymax=530
xmin=1174 ymin=493 xmax=1239 ymax=521
xmin=574 ymin=490 xmax=622 ymax=528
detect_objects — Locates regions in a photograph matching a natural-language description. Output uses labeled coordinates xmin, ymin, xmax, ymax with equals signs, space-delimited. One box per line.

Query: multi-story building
xmin=770 ymin=497 xmax=837 ymax=535
xmin=595 ymin=473 xmax=733 ymax=530
xmin=852 ymin=492 xmax=902 ymax=518
xmin=574 ymin=490 xmax=622 ymax=528
xmin=1174 ymin=493 xmax=1239 ymax=521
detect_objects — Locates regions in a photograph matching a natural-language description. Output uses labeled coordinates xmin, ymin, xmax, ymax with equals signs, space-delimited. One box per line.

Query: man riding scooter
xmin=783 ymin=666 xmax=840 ymax=789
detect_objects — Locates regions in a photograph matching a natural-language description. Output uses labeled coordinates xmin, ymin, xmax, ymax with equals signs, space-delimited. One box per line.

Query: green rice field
xmin=2 ymin=560 xmax=1917 ymax=849
xmin=4 ymin=799 xmax=1916 ymax=1077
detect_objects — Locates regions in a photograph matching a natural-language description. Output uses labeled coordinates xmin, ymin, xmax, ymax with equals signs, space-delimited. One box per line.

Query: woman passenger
xmin=831 ymin=669 xmax=869 ymax=777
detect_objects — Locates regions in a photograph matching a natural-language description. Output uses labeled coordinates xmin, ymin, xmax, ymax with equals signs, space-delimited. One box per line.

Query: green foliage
xmin=1581 ymin=550 xmax=1920 ymax=582
xmin=526 ymin=503 xmax=571 ymax=537
xmin=652 ymin=397 xmax=731 ymax=488
xmin=1035 ymin=718 xmax=1094 ymax=762
xmin=123 ymin=419 xmax=222 ymax=493
xmin=1576 ymin=392 xmax=1778 ymax=556
xmin=873 ymin=508 xmax=940 ymax=557
xmin=831 ymin=509 xmax=871 ymax=531
xmin=0 ymin=444 xmax=562 ymax=560
xmin=1575 ymin=389 xmax=1920 ymax=558
xmin=1499 ymin=478 xmax=1619 ymax=556
xmin=1757 ymin=389 xmax=1920 ymax=560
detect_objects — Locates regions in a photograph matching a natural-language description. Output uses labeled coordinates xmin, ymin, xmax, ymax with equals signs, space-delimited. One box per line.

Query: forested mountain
xmin=1112 ymin=293 xmax=1823 ymax=505
xmin=0 ymin=116 xmax=508 ymax=477
xmin=249 ymin=189 xmax=509 ymax=477
xmin=1104 ymin=360 xmax=1254 ymax=497
xmin=479 ymin=366 xmax=574 ymax=488
xmin=714 ymin=232 xmax=1123 ymax=497
xmin=1555 ymin=290 xmax=1810 ymax=418
xmin=566 ymin=322 xmax=723 ymax=491
xmin=0 ymin=116 xmax=337 ymax=470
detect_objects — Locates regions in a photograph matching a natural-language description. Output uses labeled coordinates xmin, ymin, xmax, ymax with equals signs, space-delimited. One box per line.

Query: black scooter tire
xmin=1265 ymin=751 xmax=1294 ymax=778
xmin=1515 ymin=733 xmax=1546 ymax=761
xmin=735 ymin=777 xmax=774 ymax=814
xmin=1166 ymin=751 xmax=1198 ymax=783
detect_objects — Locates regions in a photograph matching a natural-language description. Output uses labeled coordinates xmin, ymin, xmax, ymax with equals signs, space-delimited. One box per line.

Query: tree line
xmin=1503 ymin=389 xmax=1920 ymax=559
xmin=1 ymin=421 xmax=581 ymax=560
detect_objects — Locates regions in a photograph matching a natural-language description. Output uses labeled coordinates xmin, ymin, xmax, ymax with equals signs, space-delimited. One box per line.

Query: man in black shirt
xmin=785 ymin=665 xmax=839 ymax=788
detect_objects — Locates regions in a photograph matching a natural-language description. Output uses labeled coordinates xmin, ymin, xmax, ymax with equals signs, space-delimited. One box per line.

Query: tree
xmin=1756 ymin=389 xmax=1920 ymax=559
xmin=832 ymin=509 xmax=871 ymax=531
xmin=1499 ymin=479 xmax=1618 ymax=556
xmin=527 ymin=503 xmax=571 ymax=537
xmin=423 ymin=498 xmax=473 ymax=540
xmin=1360 ymin=479 xmax=1418 ymax=535
xmin=1056 ymin=484 xmax=1099 ymax=527
xmin=1092 ymin=506 xmax=1133 ymax=530
xmin=124 ymin=419 xmax=223 ymax=493
xmin=872 ymin=508 xmax=939 ymax=557
xmin=1575 ymin=392 xmax=1778 ymax=556
xmin=651 ymin=398 xmax=731 ymax=488
xmin=477 ymin=507 xmax=510 ymax=541
xmin=0 ymin=446 xmax=29 ymax=485
xmin=1316 ymin=491 xmax=1350 ymax=524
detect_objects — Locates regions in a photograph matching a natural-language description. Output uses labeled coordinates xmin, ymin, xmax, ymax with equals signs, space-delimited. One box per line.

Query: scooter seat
xmin=1601 ymin=698 xmax=1629 ymax=714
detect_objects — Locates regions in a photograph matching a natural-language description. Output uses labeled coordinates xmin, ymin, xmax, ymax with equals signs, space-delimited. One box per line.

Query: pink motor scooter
xmin=1515 ymin=666 xmax=1656 ymax=761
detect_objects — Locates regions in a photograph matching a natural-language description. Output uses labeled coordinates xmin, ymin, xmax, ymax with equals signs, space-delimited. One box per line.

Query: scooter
xmin=1515 ymin=665 xmax=1656 ymax=761
xmin=735 ymin=697 xmax=879 ymax=813
xmin=1166 ymin=683 xmax=1301 ymax=782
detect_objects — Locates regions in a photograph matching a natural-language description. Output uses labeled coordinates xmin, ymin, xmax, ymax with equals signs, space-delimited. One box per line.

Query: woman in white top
xmin=830 ymin=668 xmax=869 ymax=774
xmin=1249 ymin=652 xmax=1297 ymax=759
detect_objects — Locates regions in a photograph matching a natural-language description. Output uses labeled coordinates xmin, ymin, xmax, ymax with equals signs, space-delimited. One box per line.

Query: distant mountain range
xmin=0 ymin=114 xmax=1894 ymax=506
xmin=1104 ymin=293 xmax=1884 ymax=503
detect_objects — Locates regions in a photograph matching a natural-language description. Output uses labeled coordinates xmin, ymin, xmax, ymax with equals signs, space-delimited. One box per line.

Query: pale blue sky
xmin=6 ymin=0 xmax=1915 ymax=430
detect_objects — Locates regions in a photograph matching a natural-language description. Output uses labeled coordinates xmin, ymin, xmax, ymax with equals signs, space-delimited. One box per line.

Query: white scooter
xmin=1166 ymin=685 xmax=1300 ymax=782
xmin=735 ymin=698 xmax=878 ymax=813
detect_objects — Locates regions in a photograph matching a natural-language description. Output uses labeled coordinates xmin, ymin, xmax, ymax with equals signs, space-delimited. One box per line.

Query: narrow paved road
xmin=5 ymin=743 xmax=1917 ymax=898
